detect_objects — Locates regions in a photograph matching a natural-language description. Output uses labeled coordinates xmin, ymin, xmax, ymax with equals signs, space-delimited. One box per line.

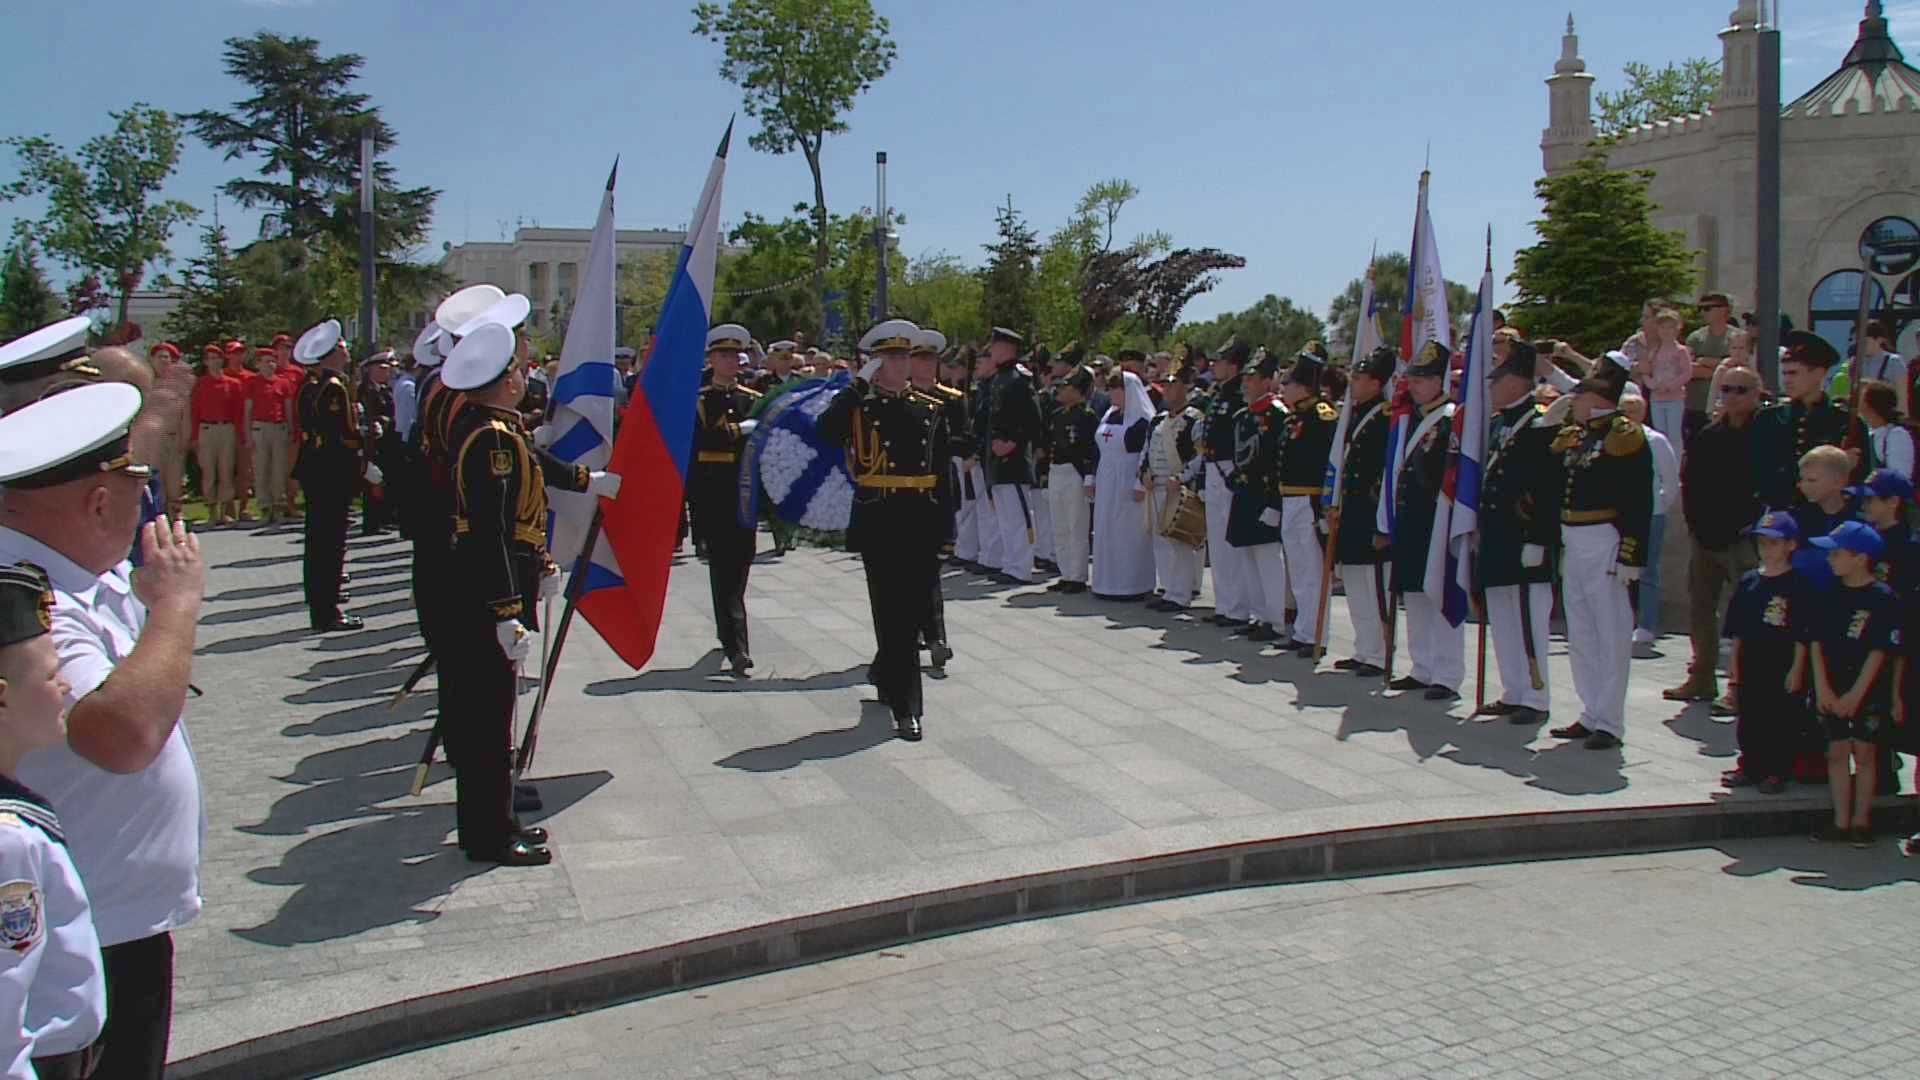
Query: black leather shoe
xmin=1245 ymin=625 xmax=1280 ymax=642
xmin=1293 ymin=643 xmax=1318 ymax=659
xmin=1583 ymin=730 xmax=1622 ymax=750
xmin=516 ymin=826 xmax=550 ymax=845
xmin=1550 ymin=722 xmax=1593 ymax=740
xmin=1474 ymin=702 xmax=1517 ymax=717
xmin=513 ymin=785 xmax=543 ymax=813
xmin=895 ymin=715 xmax=923 ymax=741
xmin=1423 ymin=685 xmax=1460 ymax=702
xmin=1388 ymin=676 xmax=1427 ymax=691
xmin=1210 ymin=614 xmax=1238 ymax=627
xmin=1061 ymin=581 xmax=1088 ymax=594
xmin=1046 ymin=580 xmax=1071 ymax=592
xmin=311 ymin=616 xmax=365 ymax=632
xmin=1333 ymin=658 xmax=1359 ymax=670
xmin=1350 ymin=662 xmax=1385 ymax=678
xmin=732 ymin=654 xmax=753 ymax=677
xmin=1507 ymin=707 xmax=1547 ymax=725
xmin=929 ymin=644 xmax=953 ymax=670
xmin=336 ymin=591 xmax=353 ymax=603
xmin=469 ymin=838 xmax=552 ymax=866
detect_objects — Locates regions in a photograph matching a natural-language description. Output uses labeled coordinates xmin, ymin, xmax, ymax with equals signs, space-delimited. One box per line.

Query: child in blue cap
xmin=1852 ymin=467 xmax=1916 ymax=798
xmin=1721 ymin=512 xmax=1809 ymax=794
xmin=1807 ymin=521 xmax=1900 ymax=845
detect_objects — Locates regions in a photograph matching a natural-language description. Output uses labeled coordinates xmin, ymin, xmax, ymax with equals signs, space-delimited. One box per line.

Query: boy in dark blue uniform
xmin=1855 ymin=468 xmax=1918 ymax=797
xmin=1807 ymin=522 xmax=1902 ymax=846
xmin=1721 ymin=512 xmax=1809 ymax=795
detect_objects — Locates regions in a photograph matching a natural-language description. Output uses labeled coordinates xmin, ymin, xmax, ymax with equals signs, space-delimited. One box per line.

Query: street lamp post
xmin=873 ymin=151 xmax=889 ymax=321
xmin=1755 ymin=14 xmax=1782 ymax=387
xmin=359 ymin=131 xmax=378 ymax=352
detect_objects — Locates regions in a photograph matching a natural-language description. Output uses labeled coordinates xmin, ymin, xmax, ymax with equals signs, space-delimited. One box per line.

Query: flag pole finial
xmin=1485 ymin=225 xmax=1493 ymax=271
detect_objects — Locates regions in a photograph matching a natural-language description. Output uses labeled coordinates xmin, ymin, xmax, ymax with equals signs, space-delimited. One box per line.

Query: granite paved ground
xmin=171 ymin=521 xmax=1915 ymax=1062
xmin=338 ymin=841 xmax=1920 ymax=1080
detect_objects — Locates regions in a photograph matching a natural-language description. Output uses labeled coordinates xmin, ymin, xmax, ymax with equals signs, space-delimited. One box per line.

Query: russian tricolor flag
xmin=1377 ymin=170 xmax=1452 ymax=541
xmin=578 ymin=121 xmax=731 ymax=669
xmin=1429 ymin=242 xmax=1495 ymax=628
xmin=547 ymin=159 xmax=621 ymax=571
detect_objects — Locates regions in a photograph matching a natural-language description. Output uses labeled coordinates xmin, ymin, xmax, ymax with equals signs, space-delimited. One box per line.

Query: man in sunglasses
xmin=1667 ymin=365 xmax=1765 ymax=711
xmin=1686 ymin=293 xmax=1736 ymax=441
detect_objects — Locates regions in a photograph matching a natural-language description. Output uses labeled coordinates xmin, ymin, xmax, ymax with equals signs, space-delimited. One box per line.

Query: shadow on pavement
xmin=197 ymin=627 xmax=316 ymax=654
xmin=206 ymin=582 xmax=302 ymax=603
xmin=714 ymin=701 xmax=898 ymax=772
xmin=200 ymin=600 xmax=310 ymax=626
xmin=1664 ymin=703 xmax=1739 ymax=760
xmin=585 ymin=657 xmax=865 ymax=696
xmin=1715 ymin=835 xmax=1920 ymax=891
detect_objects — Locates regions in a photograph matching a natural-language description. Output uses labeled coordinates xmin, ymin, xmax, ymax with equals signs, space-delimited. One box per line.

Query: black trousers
xmin=921 ymin=574 xmax=948 ymax=649
xmin=1737 ymin=684 xmax=1805 ymax=782
xmin=690 ymin=488 xmax=754 ymax=657
xmin=301 ymin=476 xmax=352 ymax=625
xmin=439 ymin=610 xmax=517 ymax=854
xmin=93 ymin=932 xmax=173 ymax=1080
xmin=865 ymin=527 xmax=939 ymax=720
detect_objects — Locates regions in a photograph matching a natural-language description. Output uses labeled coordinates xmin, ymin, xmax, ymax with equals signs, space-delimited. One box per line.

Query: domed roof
xmin=1785 ymin=2 xmax=1920 ymax=118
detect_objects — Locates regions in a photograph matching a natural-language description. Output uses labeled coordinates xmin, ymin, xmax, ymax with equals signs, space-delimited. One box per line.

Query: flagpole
xmin=516 ymin=503 xmax=605 ymax=778
xmin=1473 ymin=226 xmax=1492 ymax=712
xmin=1315 ymin=242 xmax=1377 ymax=664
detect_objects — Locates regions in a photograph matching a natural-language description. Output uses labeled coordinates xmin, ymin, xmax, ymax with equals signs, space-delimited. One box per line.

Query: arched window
xmin=1895 ymin=273 xmax=1920 ymax=360
xmin=1808 ymin=270 xmax=1887 ymax=357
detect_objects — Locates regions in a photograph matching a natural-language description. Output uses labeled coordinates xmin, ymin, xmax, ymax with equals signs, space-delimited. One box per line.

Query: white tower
xmin=1542 ymin=14 xmax=1597 ymax=175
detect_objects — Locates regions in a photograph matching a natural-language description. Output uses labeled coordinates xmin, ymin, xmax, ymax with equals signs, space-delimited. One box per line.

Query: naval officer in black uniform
xmin=291 ymin=319 xmax=373 ymax=632
xmin=691 ymin=325 xmax=763 ymax=675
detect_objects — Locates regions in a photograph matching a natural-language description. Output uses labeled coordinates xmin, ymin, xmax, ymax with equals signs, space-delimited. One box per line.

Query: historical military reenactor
xmin=1143 ymin=361 xmax=1205 ymax=612
xmin=293 ymin=320 xmax=372 ymax=632
xmin=1329 ymin=346 xmax=1395 ymax=676
xmin=945 ymin=347 xmax=985 ymax=569
xmin=1228 ymin=351 xmax=1291 ymax=642
xmin=1386 ymin=341 xmax=1465 ymax=700
xmin=1752 ymin=330 xmax=1851 ymax=511
xmin=1473 ymin=341 xmax=1568 ymax=725
xmin=1201 ymin=341 xmax=1253 ymax=627
xmin=980 ymin=328 xmax=1042 ymax=584
xmin=440 ymin=323 xmax=619 ymax=865
xmin=1274 ymin=347 xmax=1338 ymax=657
xmin=907 ymin=327 xmax=958 ymax=669
xmin=1042 ymin=364 xmax=1100 ymax=594
xmin=818 ymin=319 xmax=949 ymax=741
xmin=1547 ymin=350 xmax=1654 ymax=750
xmin=0 ymin=561 xmax=107 ymax=1079
xmin=1029 ymin=343 xmax=1062 ymax=573
xmin=358 ymin=350 xmax=398 ymax=536
xmin=694 ymin=324 xmax=763 ymax=675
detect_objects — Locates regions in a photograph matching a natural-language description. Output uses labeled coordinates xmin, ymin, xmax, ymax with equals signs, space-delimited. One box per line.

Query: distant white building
xmin=1543 ymin=1 xmax=1920 ymax=355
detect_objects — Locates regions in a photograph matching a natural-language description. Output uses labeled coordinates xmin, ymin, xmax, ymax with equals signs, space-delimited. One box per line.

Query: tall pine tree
xmin=979 ymin=196 xmax=1040 ymax=339
xmin=0 ymin=234 xmax=66 ymax=338
xmin=161 ymin=222 xmax=252 ymax=352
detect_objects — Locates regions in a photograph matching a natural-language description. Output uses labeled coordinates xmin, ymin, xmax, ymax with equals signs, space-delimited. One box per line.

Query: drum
xmin=1153 ymin=485 xmax=1207 ymax=549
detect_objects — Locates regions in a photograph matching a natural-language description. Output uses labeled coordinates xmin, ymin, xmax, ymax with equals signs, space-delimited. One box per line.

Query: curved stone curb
xmin=169 ymin=795 xmax=1912 ymax=1080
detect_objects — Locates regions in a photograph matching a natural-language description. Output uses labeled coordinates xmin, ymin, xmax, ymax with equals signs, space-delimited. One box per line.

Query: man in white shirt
xmin=0 ymin=380 xmax=206 ymax=1080
xmin=1619 ymin=394 xmax=1680 ymax=658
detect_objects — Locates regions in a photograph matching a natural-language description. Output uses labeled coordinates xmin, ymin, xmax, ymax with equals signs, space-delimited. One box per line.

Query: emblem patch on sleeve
xmin=491 ymin=450 xmax=514 ymax=477
xmin=0 ymin=880 xmax=43 ymax=954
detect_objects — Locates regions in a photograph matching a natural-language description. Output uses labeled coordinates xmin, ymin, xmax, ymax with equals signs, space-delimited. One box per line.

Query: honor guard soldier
xmin=1548 ymin=351 xmax=1654 ymax=750
xmin=292 ymin=319 xmax=372 ymax=632
xmin=819 ymin=320 xmax=950 ymax=741
xmin=1329 ymin=346 xmax=1396 ymax=677
xmin=907 ymin=327 xmax=957 ymax=669
xmin=1228 ymin=350 xmax=1291 ymax=642
xmin=1200 ymin=341 xmax=1253 ymax=627
xmin=441 ymin=323 xmax=620 ymax=865
xmin=980 ymin=328 xmax=1042 ymax=583
xmin=1142 ymin=361 xmax=1204 ymax=612
xmin=753 ymin=340 xmax=800 ymax=395
xmin=1753 ymin=331 xmax=1851 ymax=510
xmin=1275 ymin=347 xmax=1338 ymax=657
xmin=1045 ymin=364 xmax=1100 ymax=594
xmin=694 ymin=325 xmax=763 ymax=675
xmin=1474 ymin=341 xmax=1568 ymax=725
xmin=359 ymin=351 xmax=399 ymax=535
xmin=1386 ymin=341 xmax=1466 ymax=700
xmin=0 ymin=562 xmax=107 ymax=1080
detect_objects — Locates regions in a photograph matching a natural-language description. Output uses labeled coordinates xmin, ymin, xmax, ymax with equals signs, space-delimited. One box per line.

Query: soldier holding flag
xmin=1384 ymin=341 xmax=1464 ymax=701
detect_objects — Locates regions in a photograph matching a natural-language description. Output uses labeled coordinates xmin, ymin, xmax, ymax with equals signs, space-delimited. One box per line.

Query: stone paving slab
xmin=169 ymin=523 xmax=1914 ymax=1065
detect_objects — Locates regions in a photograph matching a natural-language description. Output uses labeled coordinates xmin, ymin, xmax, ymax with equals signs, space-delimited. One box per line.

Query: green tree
xmin=1175 ymin=294 xmax=1323 ymax=358
xmin=693 ymin=0 xmax=896 ymax=334
xmin=1327 ymin=252 xmax=1476 ymax=357
xmin=0 ymin=233 xmax=66 ymax=338
xmin=979 ymin=197 xmax=1041 ymax=339
xmin=1595 ymin=58 xmax=1721 ymax=140
xmin=616 ymin=250 xmax=678 ymax=354
xmin=1508 ymin=154 xmax=1697 ymax=352
xmin=159 ymin=221 xmax=251 ymax=348
xmin=892 ymin=251 xmax=985 ymax=346
xmin=2 ymin=104 xmax=197 ymax=331
xmin=1136 ymin=249 xmax=1247 ymax=347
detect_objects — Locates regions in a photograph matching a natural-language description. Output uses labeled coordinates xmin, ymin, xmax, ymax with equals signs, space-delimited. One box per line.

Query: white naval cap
xmin=441 ymin=321 xmax=517 ymax=391
xmin=859 ymin=319 xmax=919 ymax=354
xmin=909 ymin=327 xmax=946 ymax=356
xmin=0 ymin=316 xmax=96 ymax=386
xmin=434 ymin=284 xmax=507 ymax=337
xmin=451 ymin=292 xmax=532 ymax=337
xmin=706 ymin=324 xmax=751 ymax=353
xmin=412 ymin=322 xmax=448 ymax=368
xmin=293 ymin=320 xmax=342 ymax=366
xmin=767 ymin=339 xmax=798 ymax=354
xmin=0 ymin=383 xmax=151 ymax=488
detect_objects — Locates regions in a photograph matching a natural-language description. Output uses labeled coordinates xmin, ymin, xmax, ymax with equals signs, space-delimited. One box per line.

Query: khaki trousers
xmin=1687 ymin=538 xmax=1757 ymax=697
xmin=196 ymin=423 xmax=237 ymax=506
xmin=252 ymin=421 xmax=290 ymax=515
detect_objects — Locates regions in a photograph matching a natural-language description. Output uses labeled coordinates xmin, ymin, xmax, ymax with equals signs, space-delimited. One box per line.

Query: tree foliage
xmin=693 ymin=0 xmax=896 ymax=333
xmin=979 ymin=196 xmax=1041 ymax=338
xmin=1507 ymin=154 xmax=1697 ymax=352
xmin=1595 ymin=58 xmax=1721 ymax=140
xmin=186 ymin=33 xmax=437 ymax=258
xmin=1175 ymin=294 xmax=1325 ymax=359
xmin=1137 ymin=248 xmax=1246 ymax=346
xmin=1327 ymin=252 xmax=1476 ymax=357
xmin=159 ymin=222 xmax=250 ymax=349
xmin=892 ymin=251 xmax=985 ymax=346
xmin=0 ymin=234 xmax=66 ymax=338
xmin=1 ymin=104 xmax=197 ymax=330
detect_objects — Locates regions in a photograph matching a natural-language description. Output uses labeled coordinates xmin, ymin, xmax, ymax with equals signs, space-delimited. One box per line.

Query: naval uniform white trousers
xmin=1204 ymin=465 xmax=1252 ymax=620
xmin=972 ymin=464 xmax=1003 ymax=570
xmin=1403 ymin=591 xmax=1465 ymax=691
xmin=953 ymin=456 xmax=981 ymax=563
xmin=1049 ymin=464 xmax=1092 ymax=584
xmin=1242 ymin=541 xmax=1292 ymax=631
xmin=1031 ymin=477 xmax=1056 ymax=563
xmin=1562 ymin=524 xmax=1633 ymax=737
xmin=1149 ymin=483 xmax=1203 ymax=607
xmin=1280 ymin=496 xmax=1324 ymax=645
xmin=1485 ymin=583 xmax=1553 ymax=711
xmin=991 ymin=482 xmax=1034 ymax=581
xmin=1342 ymin=562 xmax=1389 ymax=667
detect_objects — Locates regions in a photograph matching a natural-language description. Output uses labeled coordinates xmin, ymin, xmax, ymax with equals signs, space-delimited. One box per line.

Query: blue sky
xmin=1 ymin=0 xmax=1902 ymax=325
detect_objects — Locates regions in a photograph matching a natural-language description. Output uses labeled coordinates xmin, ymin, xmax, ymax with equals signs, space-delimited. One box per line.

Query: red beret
xmin=223 ymin=340 xmax=246 ymax=356
xmin=202 ymin=344 xmax=223 ymax=358
xmin=149 ymin=342 xmax=181 ymax=360
xmin=254 ymin=347 xmax=275 ymax=359
xmin=272 ymin=333 xmax=293 ymax=347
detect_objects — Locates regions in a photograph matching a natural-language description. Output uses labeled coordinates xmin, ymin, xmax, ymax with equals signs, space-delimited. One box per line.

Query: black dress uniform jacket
xmin=450 ymin=404 xmax=590 ymax=624
xmin=1751 ymin=397 xmax=1852 ymax=510
xmin=295 ymin=367 xmax=361 ymax=623
xmin=1389 ymin=400 xmax=1454 ymax=593
xmin=1476 ymin=397 xmax=1564 ymax=589
xmin=1333 ymin=397 xmax=1390 ymax=566
xmin=982 ymin=365 xmax=1041 ymax=486
xmin=1276 ymin=397 xmax=1338 ymax=501
xmin=1049 ymin=400 xmax=1100 ymax=480
xmin=1226 ymin=399 xmax=1283 ymax=548
xmin=1552 ymin=412 xmax=1655 ymax=568
xmin=1199 ymin=376 xmax=1243 ymax=467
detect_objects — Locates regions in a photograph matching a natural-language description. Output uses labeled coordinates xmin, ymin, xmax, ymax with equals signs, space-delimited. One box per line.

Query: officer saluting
xmin=1386 ymin=341 xmax=1465 ymax=700
xmin=818 ymin=319 xmax=949 ymax=741
xmin=1548 ymin=350 xmax=1653 ymax=750
xmin=1473 ymin=340 xmax=1567 ymax=726
xmin=0 ymin=561 xmax=107 ymax=1080
xmin=440 ymin=323 xmax=621 ymax=865
xmin=692 ymin=325 xmax=763 ymax=675
xmin=292 ymin=319 xmax=375 ymax=632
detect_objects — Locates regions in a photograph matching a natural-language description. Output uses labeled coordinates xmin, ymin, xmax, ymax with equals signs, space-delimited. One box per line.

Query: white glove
xmin=495 ymin=619 xmax=532 ymax=662
xmin=736 ymin=419 xmax=758 ymax=436
xmin=1617 ymin=564 xmax=1643 ymax=584
xmin=1521 ymin=543 xmax=1546 ymax=568
xmin=587 ymin=470 xmax=623 ymax=498
xmin=531 ymin=424 xmax=556 ymax=449
xmin=1316 ymin=517 xmax=1330 ymax=536
xmin=540 ymin=569 xmax=563 ymax=601
xmin=1540 ymin=394 xmax=1575 ymax=428
xmin=858 ymin=357 xmax=884 ymax=381
xmin=363 ymin=463 xmax=383 ymax=486
xmin=1259 ymin=507 xmax=1282 ymax=528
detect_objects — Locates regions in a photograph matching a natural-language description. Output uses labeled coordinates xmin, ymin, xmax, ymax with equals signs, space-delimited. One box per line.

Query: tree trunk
xmin=803 ymin=143 xmax=828 ymax=340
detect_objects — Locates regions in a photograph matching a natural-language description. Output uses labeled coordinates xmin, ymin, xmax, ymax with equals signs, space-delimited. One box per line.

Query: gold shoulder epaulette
xmin=739 ymin=385 xmax=763 ymax=399
xmin=1315 ymin=401 xmax=1338 ymax=421
xmin=1604 ymin=415 xmax=1647 ymax=457
xmin=487 ymin=418 xmax=516 ymax=436
xmin=936 ymin=384 xmax=965 ymax=402
xmin=908 ymin=389 xmax=942 ymax=408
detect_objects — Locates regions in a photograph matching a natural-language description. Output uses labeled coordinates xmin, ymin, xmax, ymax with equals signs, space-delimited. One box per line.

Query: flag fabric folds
xmin=1325 ymin=255 xmax=1380 ymax=510
xmin=1427 ymin=253 xmax=1495 ymax=628
xmin=580 ymin=122 xmax=732 ymax=669
xmin=1377 ymin=170 xmax=1452 ymax=540
xmin=547 ymin=159 xmax=621 ymax=570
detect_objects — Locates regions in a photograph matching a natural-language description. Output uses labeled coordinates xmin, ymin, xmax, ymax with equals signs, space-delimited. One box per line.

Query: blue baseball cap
xmin=1848 ymin=468 xmax=1916 ymax=501
xmin=1745 ymin=511 xmax=1799 ymax=541
xmin=1810 ymin=520 xmax=1886 ymax=558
